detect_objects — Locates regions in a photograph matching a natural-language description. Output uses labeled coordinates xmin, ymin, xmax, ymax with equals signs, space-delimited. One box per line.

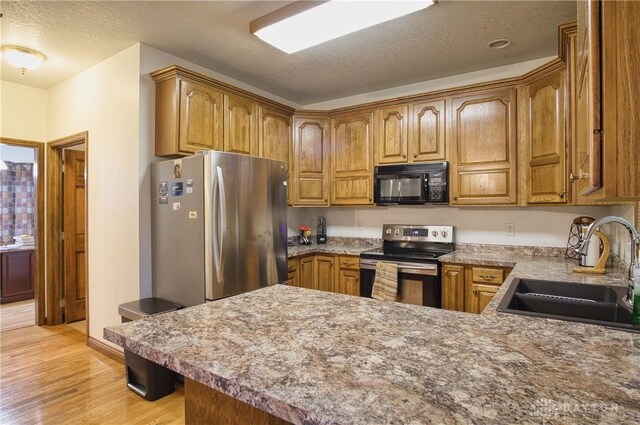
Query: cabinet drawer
xmin=338 ymin=256 xmax=359 ymax=269
xmin=287 ymin=259 xmax=298 ymax=272
xmin=471 ymin=267 xmax=504 ymax=284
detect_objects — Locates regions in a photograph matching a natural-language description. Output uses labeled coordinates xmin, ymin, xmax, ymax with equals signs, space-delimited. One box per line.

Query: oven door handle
xmin=360 ymin=260 xmax=438 ymax=276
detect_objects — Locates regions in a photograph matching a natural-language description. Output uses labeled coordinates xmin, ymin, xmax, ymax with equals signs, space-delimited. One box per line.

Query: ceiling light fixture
xmin=487 ymin=39 xmax=511 ymax=49
xmin=251 ymin=0 xmax=436 ymax=54
xmin=1 ymin=45 xmax=47 ymax=74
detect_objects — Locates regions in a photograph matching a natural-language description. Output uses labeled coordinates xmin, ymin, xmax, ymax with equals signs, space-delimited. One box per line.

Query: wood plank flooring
xmin=0 ymin=300 xmax=35 ymax=332
xmin=0 ymin=324 xmax=185 ymax=424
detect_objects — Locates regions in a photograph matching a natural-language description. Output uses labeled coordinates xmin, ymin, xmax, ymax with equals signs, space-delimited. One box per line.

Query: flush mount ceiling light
xmin=487 ymin=39 xmax=511 ymax=49
xmin=1 ymin=45 xmax=47 ymax=74
xmin=250 ymin=0 xmax=436 ymax=54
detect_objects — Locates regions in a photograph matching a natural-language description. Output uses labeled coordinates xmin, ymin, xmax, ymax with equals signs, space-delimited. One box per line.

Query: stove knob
xmin=394 ymin=229 xmax=401 ymax=236
xmin=431 ymin=230 xmax=438 ymax=237
xmin=385 ymin=228 xmax=392 ymax=235
xmin=441 ymin=230 xmax=448 ymax=238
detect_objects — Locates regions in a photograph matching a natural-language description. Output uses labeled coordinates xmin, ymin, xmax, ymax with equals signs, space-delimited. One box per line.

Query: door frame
xmin=46 ymin=132 xmax=88 ymax=329
xmin=0 ymin=138 xmax=45 ymax=325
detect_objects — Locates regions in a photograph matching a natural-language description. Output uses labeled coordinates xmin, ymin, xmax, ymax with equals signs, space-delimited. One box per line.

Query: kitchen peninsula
xmin=105 ymin=256 xmax=640 ymax=425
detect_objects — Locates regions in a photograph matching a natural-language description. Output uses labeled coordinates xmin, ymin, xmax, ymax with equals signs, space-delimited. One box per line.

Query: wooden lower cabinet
xmin=287 ymin=258 xmax=299 ymax=287
xmin=288 ymin=254 xmax=360 ymax=296
xmin=441 ymin=264 xmax=465 ymax=311
xmin=441 ymin=263 xmax=512 ymax=314
xmin=1 ymin=250 xmax=35 ymax=304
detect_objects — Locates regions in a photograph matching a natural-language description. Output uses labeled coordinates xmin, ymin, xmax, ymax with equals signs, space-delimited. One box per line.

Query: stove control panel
xmin=382 ymin=224 xmax=454 ymax=243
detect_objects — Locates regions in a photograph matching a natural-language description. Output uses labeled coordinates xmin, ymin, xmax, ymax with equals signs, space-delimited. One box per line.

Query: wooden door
xmin=63 ymin=150 xmax=86 ymax=323
xmin=524 ymin=71 xmax=568 ymax=204
xmin=450 ymin=88 xmax=518 ymax=205
xmin=299 ymin=256 xmax=316 ymax=290
xmin=224 ymin=94 xmax=258 ymax=155
xmin=410 ymin=99 xmax=446 ymax=162
xmin=287 ymin=258 xmax=299 ymax=287
xmin=331 ymin=111 xmax=374 ymax=205
xmin=315 ymin=255 xmax=335 ymax=292
xmin=179 ymin=79 xmax=224 ymax=153
xmin=377 ymin=105 xmax=409 ymax=164
xmin=292 ymin=116 xmax=330 ymax=206
xmin=466 ymin=283 xmax=499 ymax=314
xmin=441 ymin=264 xmax=464 ymax=312
xmin=575 ymin=0 xmax=602 ymax=196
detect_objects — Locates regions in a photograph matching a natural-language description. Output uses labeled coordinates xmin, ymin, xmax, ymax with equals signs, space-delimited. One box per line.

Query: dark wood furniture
xmin=1 ymin=249 xmax=35 ymax=304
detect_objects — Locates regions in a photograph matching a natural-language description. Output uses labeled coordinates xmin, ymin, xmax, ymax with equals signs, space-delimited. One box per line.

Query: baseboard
xmin=87 ymin=336 xmax=124 ymax=364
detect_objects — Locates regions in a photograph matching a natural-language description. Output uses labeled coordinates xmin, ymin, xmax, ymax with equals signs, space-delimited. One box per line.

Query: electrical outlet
xmin=506 ymin=223 xmax=515 ymax=237
xmin=356 ymin=218 xmax=364 ymax=231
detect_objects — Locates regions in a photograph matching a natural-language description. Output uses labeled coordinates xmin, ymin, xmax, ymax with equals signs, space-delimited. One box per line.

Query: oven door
xmin=359 ymin=258 xmax=441 ymax=308
xmin=374 ymin=173 xmax=427 ymax=204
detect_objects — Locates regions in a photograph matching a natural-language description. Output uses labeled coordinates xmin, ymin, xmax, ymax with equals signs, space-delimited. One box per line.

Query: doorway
xmin=46 ymin=133 xmax=88 ymax=332
xmin=0 ymin=139 xmax=45 ymax=329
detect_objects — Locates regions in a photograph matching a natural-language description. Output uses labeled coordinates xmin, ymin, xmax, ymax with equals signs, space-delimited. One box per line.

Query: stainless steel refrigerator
xmin=151 ymin=151 xmax=288 ymax=307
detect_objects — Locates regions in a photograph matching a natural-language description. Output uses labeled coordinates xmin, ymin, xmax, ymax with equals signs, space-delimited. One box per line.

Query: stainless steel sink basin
xmin=497 ymin=278 xmax=640 ymax=333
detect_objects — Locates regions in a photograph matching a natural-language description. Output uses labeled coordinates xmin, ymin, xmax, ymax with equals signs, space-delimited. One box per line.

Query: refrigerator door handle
xmin=216 ymin=166 xmax=226 ymax=283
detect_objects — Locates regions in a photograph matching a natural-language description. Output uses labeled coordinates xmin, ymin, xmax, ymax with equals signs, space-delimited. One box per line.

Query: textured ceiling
xmin=1 ymin=1 xmax=576 ymax=105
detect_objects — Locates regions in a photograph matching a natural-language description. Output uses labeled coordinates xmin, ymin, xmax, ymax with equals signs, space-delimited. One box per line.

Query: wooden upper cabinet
xmin=154 ymin=75 xmax=224 ymax=156
xmin=331 ymin=110 xmax=374 ymax=205
xmin=377 ymin=105 xmax=409 ymax=164
xmin=524 ymin=70 xmax=568 ymax=204
xmin=410 ymin=99 xmax=446 ymax=162
xmin=224 ymin=94 xmax=258 ymax=156
xmin=450 ymin=88 xmax=518 ymax=205
xmin=258 ymin=106 xmax=291 ymax=164
xmin=292 ymin=115 xmax=330 ymax=206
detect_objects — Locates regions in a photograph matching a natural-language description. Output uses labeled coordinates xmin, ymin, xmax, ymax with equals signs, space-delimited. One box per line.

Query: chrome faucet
xmin=577 ymin=216 xmax=640 ymax=308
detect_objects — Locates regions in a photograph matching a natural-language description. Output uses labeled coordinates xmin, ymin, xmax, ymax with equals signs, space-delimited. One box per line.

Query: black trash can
xmin=117 ymin=297 xmax=181 ymax=401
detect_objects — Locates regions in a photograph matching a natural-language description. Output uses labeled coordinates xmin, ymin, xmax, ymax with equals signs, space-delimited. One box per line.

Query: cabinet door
xmin=410 ymin=99 xmax=446 ymax=162
xmin=331 ymin=111 xmax=374 ymax=205
xmin=287 ymin=258 xmax=299 ymax=287
xmin=299 ymin=256 xmax=316 ymax=290
xmin=337 ymin=268 xmax=360 ymax=296
xmin=467 ymin=283 xmax=499 ymax=314
xmin=259 ymin=106 xmax=291 ymax=163
xmin=441 ymin=264 xmax=464 ymax=312
xmin=292 ymin=116 xmax=330 ymax=206
xmin=524 ymin=71 xmax=568 ymax=204
xmin=377 ymin=105 xmax=409 ymax=164
xmin=315 ymin=255 xmax=335 ymax=292
xmin=450 ymin=88 xmax=518 ymax=205
xmin=1 ymin=251 xmax=34 ymax=303
xmin=224 ymin=94 xmax=258 ymax=155
xmin=575 ymin=0 xmax=602 ymax=196
xmin=179 ymin=79 xmax=224 ymax=153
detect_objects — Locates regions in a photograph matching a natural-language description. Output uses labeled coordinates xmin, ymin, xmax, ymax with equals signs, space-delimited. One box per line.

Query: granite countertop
xmin=288 ymin=237 xmax=381 ymax=258
xmin=105 ymin=256 xmax=640 ymax=425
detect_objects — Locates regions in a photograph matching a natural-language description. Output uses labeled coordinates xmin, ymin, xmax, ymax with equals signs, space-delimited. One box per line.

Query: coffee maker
xmin=317 ymin=216 xmax=327 ymax=244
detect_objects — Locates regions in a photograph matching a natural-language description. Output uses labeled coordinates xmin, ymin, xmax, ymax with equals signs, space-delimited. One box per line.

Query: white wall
xmin=303 ymin=56 xmax=555 ymax=110
xmin=0 ymin=80 xmax=47 ymax=141
xmin=607 ymin=203 xmax=638 ymax=266
xmin=294 ymin=205 xmax=613 ymax=247
xmin=47 ymin=44 xmax=142 ymax=347
xmin=0 ymin=144 xmax=35 ymax=163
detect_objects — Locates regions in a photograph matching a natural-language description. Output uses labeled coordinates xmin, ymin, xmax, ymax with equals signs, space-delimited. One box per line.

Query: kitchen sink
xmin=497 ymin=278 xmax=640 ymax=333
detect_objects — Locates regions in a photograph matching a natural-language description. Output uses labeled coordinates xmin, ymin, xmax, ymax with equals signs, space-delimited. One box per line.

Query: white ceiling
xmin=1 ymin=1 xmax=576 ymax=105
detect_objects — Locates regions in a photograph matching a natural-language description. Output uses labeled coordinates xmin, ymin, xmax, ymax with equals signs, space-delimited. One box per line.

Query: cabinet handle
xmin=413 ymin=153 xmax=418 ymax=158
xmin=324 ymin=198 xmax=328 ymax=202
xmin=369 ymin=197 xmax=373 ymax=202
xmin=402 ymin=154 xmax=407 ymax=159
xmin=558 ymin=191 xmax=567 ymax=199
xmin=479 ymin=274 xmax=498 ymax=279
xmin=288 ymin=264 xmax=294 ymax=270
xmin=473 ymin=289 xmax=478 ymax=294
xmin=344 ymin=262 xmax=353 ymax=267
xmin=452 ymin=196 xmax=458 ymax=201
xmin=569 ymin=173 xmax=578 ymax=182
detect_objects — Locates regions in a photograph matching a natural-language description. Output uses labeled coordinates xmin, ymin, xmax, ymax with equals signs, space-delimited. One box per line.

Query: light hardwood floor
xmin=0 ymin=300 xmax=35 ymax=332
xmin=0 ymin=324 xmax=185 ymax=424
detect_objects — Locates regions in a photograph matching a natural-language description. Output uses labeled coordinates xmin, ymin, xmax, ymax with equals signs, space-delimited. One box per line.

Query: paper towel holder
xmin=573 ymin=230 xmax=610 ymax=274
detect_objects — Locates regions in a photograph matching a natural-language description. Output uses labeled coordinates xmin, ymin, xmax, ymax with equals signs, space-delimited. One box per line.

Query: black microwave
xmin=374 ymin=162 xmax=449 ymax=205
